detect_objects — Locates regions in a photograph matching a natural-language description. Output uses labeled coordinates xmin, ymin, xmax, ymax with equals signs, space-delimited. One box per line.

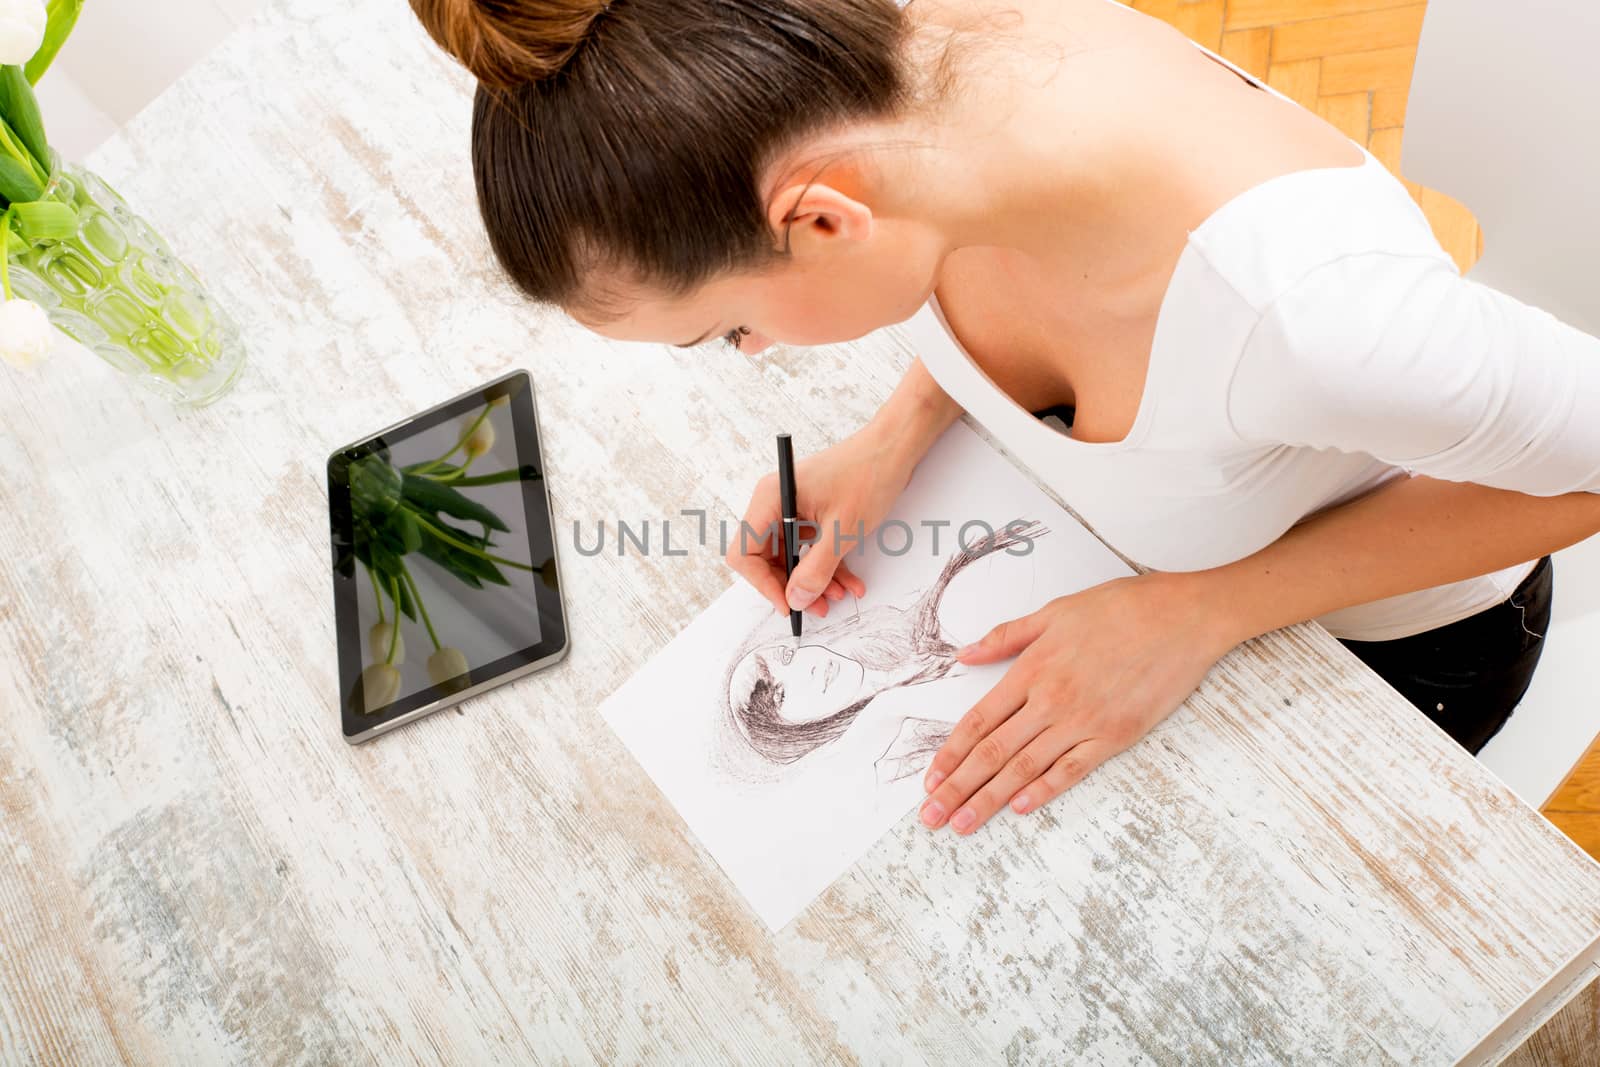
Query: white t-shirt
xmin=902 ymin=40 xmax=1600 ymax=642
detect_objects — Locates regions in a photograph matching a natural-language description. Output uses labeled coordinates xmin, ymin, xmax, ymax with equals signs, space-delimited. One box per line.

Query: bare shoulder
xmin=930 ymin=0 xmax=1372 ymax=444
xmin=1011 ymin=0 xmax=1363 ymax=208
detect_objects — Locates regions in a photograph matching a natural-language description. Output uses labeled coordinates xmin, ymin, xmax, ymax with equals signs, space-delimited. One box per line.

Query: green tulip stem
xmin=433 ymin=453 xmax=478 ymax=483
xmin=385 ymin=574 xmax=402 ymax=664
xmin=368 ymin=563 xmax=386 ymax=624
xmin=412 ymin=512 xmax=534 ymax=571
xmin=410 ymin=404 xmax=493 ymax=475
xmin=430 ymin=468 xmax=529 ymax=488
xmin=399 ymin=560 xmax=441 ymax=652
xmin=0 ymin=205 xmax=12 ymax=300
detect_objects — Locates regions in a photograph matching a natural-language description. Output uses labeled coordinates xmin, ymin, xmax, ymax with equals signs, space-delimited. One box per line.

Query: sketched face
xmin=722 ymin=521 xmax=1043 ymax=767
xmin=722 ymin=600 xmax=955 ymax=764
xmin=730 ymin=641 xmax=870 ymax=724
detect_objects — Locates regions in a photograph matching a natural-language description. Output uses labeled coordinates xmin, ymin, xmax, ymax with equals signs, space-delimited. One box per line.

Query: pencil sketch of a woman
xmin=722 ymin=519 xmax=1047 ymax=781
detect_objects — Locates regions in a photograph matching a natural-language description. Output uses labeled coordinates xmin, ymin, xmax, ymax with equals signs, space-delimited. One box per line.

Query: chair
xmin=1402 ymin=0 xmax=1600 ymax=806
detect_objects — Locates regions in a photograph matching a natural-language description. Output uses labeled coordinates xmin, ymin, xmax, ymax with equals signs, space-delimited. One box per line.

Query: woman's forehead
xmin=567 ymin=281 xmax=726 ymax=344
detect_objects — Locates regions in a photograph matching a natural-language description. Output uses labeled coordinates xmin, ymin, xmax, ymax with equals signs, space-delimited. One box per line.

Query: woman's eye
xmin=722 ymin=326 xmax=751 ymax=350
xmin=779 ymin=645 xmax=794 ymax=665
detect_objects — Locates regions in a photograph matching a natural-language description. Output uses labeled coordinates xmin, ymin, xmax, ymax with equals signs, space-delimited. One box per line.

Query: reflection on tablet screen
xmin=334 ymin=385 xmax=558 ymax=725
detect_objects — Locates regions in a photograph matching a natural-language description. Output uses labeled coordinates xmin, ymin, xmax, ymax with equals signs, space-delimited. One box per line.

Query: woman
xmin=724 ymin=520 xmax=1045 ymax=765
xmin=409 ymin=0 xmax=1600 ymax=837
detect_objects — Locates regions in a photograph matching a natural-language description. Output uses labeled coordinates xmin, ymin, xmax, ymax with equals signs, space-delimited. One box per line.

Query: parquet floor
xmin=1546 ymin=748 xmax=1600 ymax=861
xmin=1132 ymin=0 xmax=1600 ymax=861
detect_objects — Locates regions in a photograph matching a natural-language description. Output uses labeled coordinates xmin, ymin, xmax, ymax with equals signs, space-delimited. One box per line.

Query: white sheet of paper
xmin=599 ymin=422 xmax=1135 ymax=930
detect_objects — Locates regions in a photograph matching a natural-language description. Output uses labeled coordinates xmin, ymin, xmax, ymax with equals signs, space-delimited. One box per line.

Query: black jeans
xmin=1337 ymin=556 xmax=1554 ymax=755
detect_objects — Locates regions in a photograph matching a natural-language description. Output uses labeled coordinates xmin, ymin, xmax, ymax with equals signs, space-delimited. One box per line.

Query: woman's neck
xmin=807 ymin=0 xmax=1175 ymax=289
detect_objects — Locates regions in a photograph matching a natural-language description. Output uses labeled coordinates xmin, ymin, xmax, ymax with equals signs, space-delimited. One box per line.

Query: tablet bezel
xmin=327 ymin=370 xmax=568 ymax=743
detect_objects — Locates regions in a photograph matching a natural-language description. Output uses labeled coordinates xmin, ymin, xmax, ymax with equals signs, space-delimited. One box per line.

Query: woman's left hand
xmin=919 ymin=570 xmax=1238 ymax=834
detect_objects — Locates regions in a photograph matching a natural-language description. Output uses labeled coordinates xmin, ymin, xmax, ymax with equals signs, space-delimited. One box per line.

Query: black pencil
xmin=776 ymin=433 xmax=802 ymax=637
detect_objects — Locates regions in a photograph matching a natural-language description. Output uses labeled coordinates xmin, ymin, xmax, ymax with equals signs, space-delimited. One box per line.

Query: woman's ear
xmin=767 ymin=179 xmax=875 ymax=251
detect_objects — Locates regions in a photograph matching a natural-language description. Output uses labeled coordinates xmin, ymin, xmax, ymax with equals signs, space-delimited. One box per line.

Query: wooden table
xmin=3 ymin=1 xmax=1598 ymax=1062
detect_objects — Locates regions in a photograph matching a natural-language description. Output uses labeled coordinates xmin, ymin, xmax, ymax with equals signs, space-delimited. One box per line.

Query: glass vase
xmin=6 ymin=153 xmax=246 ymax=406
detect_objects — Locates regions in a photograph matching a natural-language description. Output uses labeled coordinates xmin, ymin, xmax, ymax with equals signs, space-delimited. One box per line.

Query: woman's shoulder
xmin=1183 ymin=144 xmax=1457 ymax=315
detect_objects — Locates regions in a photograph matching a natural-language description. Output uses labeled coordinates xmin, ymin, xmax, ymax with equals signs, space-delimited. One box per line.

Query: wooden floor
xmin=1131 ymin=0 xmax=1600 ymax=861
xmin=1547 ymin=746 xmax=1600 ymax=860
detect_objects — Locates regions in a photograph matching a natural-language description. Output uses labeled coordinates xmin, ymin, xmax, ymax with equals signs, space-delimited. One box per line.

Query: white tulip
xmin=462 ymin=415 xmax=495 ymax=458
xmin=428 ymin=647 xmax=471 ymax=692
xmin=360 ymin=663 xmax=402 ymax=713
xmin=0 ymin=298 xmax=52 ymax=369
xmin=368 ymin=622 xmax=404 ymax=665
xmin=0 ymin=0 xmax=45 ymax=66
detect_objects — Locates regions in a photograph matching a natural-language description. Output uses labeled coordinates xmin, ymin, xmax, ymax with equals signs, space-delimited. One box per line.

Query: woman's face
xmin=735 ymin=641 xmax=871 ymax=722
xmin=572 ymin=170 xmax=945 ymax=355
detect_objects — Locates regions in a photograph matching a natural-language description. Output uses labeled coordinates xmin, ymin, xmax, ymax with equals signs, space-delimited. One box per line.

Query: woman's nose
xmin=739 ymin=330 xmax=775 ymax=354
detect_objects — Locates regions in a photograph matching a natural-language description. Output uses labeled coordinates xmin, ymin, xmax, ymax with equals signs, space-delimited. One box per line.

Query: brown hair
xmin=408 ymin=0 xmax=919 ymax=315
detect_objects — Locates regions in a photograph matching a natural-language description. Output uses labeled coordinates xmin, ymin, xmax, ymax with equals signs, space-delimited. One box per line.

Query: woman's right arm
xmin=726 ymin=358 xmax=963 ymax=618
xmin=871 ymin=356 xmax=965 ymax=482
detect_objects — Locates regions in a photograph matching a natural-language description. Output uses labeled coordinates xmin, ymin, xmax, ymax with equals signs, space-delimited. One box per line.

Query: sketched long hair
xmin=722 ymin=519 xmax=1046 ymax=765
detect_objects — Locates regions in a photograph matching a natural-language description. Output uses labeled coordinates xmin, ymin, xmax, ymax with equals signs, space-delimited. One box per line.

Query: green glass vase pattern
xmin=6 ymin=154 xmax=245 ymax=406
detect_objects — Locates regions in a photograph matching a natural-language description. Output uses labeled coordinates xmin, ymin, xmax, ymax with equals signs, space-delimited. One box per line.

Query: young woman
xmin=409 ymin=0 xmax=1600 ymax=836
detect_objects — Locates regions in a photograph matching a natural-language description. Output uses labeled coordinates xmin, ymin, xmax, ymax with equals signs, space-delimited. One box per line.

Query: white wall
xmin=31 ymin=0 xmax=264 ymax=160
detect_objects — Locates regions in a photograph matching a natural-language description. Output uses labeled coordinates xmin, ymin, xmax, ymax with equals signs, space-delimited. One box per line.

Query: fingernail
xmin=920 ymin=800 xmax=945 ymax=827
xmin=1011 ymin=794 xmax=1030 ymax=814
xmin=954 ymin=644 xmax=975 ymax=658
xmin=950 ymin=807 xmax=976 ymax=833
xmin=923 ymin=769 xmax=945 ymax=792
xmin=787 ymin=586 xmax=817 ymax=611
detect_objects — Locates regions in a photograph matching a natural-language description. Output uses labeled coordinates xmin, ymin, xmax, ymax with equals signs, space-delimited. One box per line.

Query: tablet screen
xmin=328 ymin=371 xmax=565 ymax=738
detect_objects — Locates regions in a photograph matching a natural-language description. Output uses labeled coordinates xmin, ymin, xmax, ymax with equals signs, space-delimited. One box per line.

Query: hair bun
xmin=409 ymin=0 xmax=609 ymax=88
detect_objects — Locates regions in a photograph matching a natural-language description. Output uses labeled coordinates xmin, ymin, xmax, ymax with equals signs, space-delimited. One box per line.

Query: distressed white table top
xmin=3 ymin=1 xmax=1599 ymax=1063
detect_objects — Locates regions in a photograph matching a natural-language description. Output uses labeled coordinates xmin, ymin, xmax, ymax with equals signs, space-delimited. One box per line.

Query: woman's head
xmin=409 ymin=0 xmax=960 ymax=352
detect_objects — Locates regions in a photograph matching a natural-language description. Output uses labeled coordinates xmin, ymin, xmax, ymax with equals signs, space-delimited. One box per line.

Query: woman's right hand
xmin=725 ymin=421 xmax=914 ymax=619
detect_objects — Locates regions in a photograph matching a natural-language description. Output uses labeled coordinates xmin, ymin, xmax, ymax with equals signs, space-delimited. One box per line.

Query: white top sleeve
xmin=1227 ymin=251 xmax=1600 ymax=495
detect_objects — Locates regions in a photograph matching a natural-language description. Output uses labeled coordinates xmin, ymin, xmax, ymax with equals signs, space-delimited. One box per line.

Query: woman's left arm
xmin=918 ymin=476 xmax=1600 ymax=836
xmin=1202 ymin=476 xmax=1600 ymax=644
xmin=919 ymin=251 xmax=1600 ymax=835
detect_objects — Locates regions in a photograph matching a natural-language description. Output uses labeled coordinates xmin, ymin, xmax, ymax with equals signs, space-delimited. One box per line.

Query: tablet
xmin=327 ymin=370 xmax=568 ymax=743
